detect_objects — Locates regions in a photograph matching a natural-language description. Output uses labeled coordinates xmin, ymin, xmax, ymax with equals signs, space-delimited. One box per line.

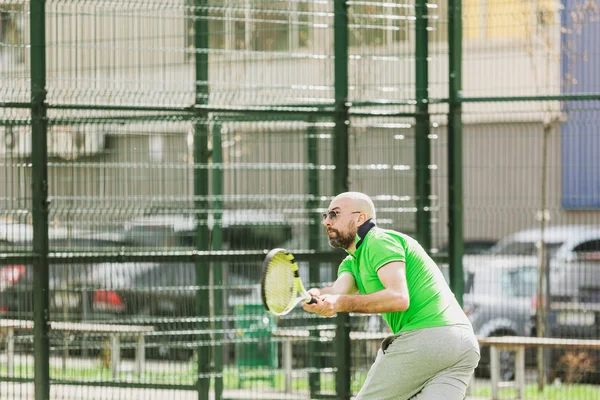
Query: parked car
xmin=531 ymin=248 xmax=600 ymax=383
xmin=463 ymin=262 xmax=538 ymax=379
xmin=463 ymin=225 xmax=600 ymax=380
xmin=0 ymin=223 xmax=135 ymax=320
xmin=471 ymin=225 xmax=600 ymax=263
xmin=78 ymin=210 xmax=295 ymax=360
xmin=1 ymin=211 xmax=294 ymax=360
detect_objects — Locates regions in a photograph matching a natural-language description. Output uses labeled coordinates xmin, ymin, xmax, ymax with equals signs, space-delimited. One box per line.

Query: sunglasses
xmin=321 ymin=210 xmax=361 ymax=222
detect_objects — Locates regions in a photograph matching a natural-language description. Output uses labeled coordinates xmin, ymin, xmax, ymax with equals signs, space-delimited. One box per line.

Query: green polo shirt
xmin=338 ymin=222 xmax=470 ymax=334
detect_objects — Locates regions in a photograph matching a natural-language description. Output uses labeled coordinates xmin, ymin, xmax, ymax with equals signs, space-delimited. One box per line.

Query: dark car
xmin=0 ymin=224 xmax=136 ymax=320
xmin=530 ymin=250 xmax=600 ymax=383
xmin=77 ymin=211 xmax=294 ymax=360
xmin=1 ymin=212 xmax=294 ymax=360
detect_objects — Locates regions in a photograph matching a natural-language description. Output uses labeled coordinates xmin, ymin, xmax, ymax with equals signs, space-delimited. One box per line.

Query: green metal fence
xmin=1 ymin=0 xmax=599 ymax=399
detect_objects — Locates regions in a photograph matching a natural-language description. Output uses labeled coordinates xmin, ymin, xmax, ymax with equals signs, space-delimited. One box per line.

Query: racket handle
xmin=307 ymin=296 xmax=317 ymax=305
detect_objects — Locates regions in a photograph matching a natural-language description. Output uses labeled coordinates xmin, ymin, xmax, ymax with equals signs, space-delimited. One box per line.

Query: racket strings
xmin=263 ymin=255 xmax=296 ymax=314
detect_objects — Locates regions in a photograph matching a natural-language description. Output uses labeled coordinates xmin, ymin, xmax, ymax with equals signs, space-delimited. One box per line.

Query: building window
xmin=186 ymin=0 xmax=315 ymax=53
xmin=0 ymin=4 xmax=25 ymax=66
xmin=349 ymin=0 xmax=409 ymax=48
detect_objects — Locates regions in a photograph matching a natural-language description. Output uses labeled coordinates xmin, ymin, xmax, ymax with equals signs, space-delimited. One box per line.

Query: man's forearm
xmin=317 ymin=286 xmax=339 ymax=295
xmin=336 ymin=289 xmax=409 ymax=314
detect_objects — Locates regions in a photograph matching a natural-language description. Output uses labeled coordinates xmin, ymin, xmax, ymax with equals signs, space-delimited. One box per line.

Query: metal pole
xmin=334 ymin=0 xmax=351 ymax=397
xmin=211 ymin=123 xmax=224 ymax=400
xmin=30 ymin=0 xmax=50 ymax=398
xmin=307 ymin=118 xmax=321 ymax=395
xmin=333 ymin=0 xmax=351 ymax=400
xmin=194 ymin=129 xmax=211 ymax=400
xmin=194 ymin=0 xmax=211 ymax=397
xmin=536 ymin=122 xmax=550 ymax=390
xmin=415 ymin=0 xmax=432 ymax=252
xmin=447 ymin=0 xmax=465 ymax=304
xmin=194 ymin=127 xmax=211 ymax=400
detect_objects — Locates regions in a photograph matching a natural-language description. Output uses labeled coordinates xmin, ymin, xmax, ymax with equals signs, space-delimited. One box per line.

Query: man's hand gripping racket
xmin=260 ymin=248 xmax=318 ymax=316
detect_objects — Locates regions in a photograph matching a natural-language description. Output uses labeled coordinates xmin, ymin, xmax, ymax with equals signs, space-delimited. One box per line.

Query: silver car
xmin=463 ymin=225 xmax=600 ymax=380
xmin=464 ymin=261 xmax=538 ymax=379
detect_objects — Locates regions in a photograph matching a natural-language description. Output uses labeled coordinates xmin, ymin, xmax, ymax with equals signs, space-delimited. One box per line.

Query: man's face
xmin=322 ymin=200 xmax=360 ymax=249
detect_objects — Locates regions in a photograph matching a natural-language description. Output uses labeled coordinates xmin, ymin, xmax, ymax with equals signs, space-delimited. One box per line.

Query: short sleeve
xmin=364 ymin=232 xmax=407 ymax=272
xmin=337 ymin=255 xmax=355 ymax=278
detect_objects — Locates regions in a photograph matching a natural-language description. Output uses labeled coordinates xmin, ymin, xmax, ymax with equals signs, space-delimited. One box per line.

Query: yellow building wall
xmin=463 ymin=0 xmax=556 ymax=40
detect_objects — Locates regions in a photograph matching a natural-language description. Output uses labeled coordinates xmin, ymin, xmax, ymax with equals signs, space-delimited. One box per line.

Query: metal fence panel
xmin=1 ymin=0 xmax=600 ymax=399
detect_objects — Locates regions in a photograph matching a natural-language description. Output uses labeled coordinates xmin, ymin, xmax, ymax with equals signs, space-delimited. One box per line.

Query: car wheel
xmin=138 ymin=306 xmax=194 ymax=362
xmin=475 ymin=332 xmax=517 ymax=380
xmin=499 ymin=349 xmax=516 ymax=381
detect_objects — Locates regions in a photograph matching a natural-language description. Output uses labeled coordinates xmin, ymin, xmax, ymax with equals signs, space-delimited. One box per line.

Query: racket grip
xmin=307 ymin=296 xmax=317 ymax=305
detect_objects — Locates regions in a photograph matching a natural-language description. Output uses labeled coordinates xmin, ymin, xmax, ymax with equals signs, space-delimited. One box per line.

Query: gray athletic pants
xmin=355 ymin=324 xmax=480 ymax=400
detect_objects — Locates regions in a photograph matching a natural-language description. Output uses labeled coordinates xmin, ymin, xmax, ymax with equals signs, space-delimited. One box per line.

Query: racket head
xmin=260 ymin=248 xmax=303 ymax=316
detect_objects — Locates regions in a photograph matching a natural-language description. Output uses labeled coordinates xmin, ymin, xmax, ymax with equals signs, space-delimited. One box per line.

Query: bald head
xmin=330 ymin=192 xmax=376 ymax=220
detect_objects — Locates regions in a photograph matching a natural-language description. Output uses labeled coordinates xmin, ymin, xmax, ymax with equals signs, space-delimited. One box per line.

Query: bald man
xmin=303 ymin=192 xmax=480 ymax=399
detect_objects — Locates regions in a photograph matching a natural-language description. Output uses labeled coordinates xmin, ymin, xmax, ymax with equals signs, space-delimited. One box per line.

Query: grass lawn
xmin=1 ymin=362 xmax=598 ymax=399
xmin=470 ymin=382 xmax=600 ymax=400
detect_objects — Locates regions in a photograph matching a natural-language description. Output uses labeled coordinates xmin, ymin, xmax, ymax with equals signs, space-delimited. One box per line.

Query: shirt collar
xmin=356 ymin=219 xmax=376 ymax=249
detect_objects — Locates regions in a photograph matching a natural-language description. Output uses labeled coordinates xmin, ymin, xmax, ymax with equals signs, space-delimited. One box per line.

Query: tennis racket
xmin=260 ymin=248 xmax=317 ymax=316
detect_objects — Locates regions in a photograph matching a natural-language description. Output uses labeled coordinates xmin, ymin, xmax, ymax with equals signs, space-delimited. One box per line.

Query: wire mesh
xmin=39 ymin=0 xmax=335 ymax=108
xmin=1 ymin=0 xmax=600 ymax=398
xmin=348 ymin=115 xmax=419 ymax=233
xmin=435 ymin=105 xmax=600 ymax=395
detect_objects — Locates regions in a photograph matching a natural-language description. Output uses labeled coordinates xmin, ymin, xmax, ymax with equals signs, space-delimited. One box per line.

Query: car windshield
xmin=488 ymin=240 xmax=563 ymax=257
xmin=465 ymin=267 xmax=537 ymax=298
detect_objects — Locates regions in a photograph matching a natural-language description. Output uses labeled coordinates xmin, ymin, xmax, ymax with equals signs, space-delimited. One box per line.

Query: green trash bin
xmin=234 ymin=303 xmax=277 ymax=388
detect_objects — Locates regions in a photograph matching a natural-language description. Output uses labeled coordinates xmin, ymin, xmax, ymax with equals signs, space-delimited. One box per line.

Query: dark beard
xmin=327 ymin=229 xmax=356 ymax=249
